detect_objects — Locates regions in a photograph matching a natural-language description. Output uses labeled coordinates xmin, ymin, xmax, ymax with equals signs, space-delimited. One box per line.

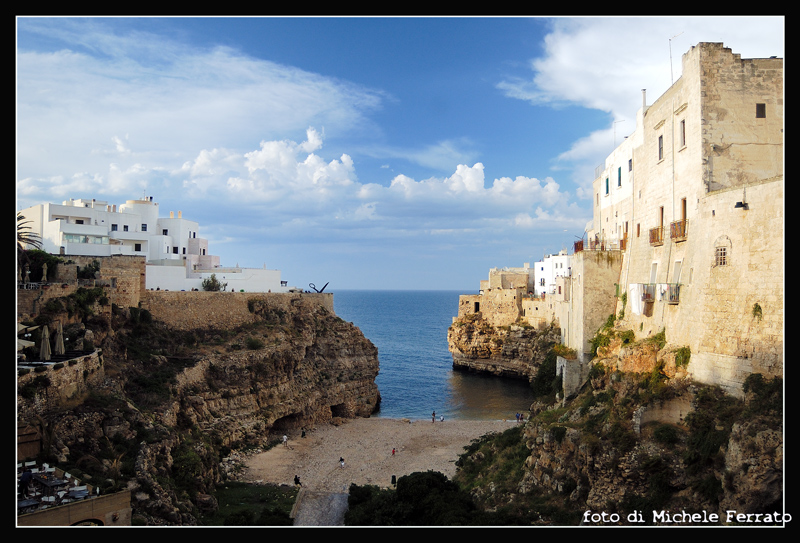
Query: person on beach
xmin=294 ymin=475 xmax=302 ymax=487
xmin=392 ymin=448 xmax=396 ymax=456
xmin=340 ymin=457 xmax=345 ymax=469
xmin=432 ymin=411 xmax=436 ymax=423
xmin=440 ymin=415 xmax=444 ymax=422
xmin=283 ymin=434 xmax=288 ymax=447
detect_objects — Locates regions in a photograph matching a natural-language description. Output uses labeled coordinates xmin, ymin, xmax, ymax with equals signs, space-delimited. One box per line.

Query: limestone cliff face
xmin=459 ymin=330 xmax=783 ymax=525
xmin=18 ymin=294 xmax=380 ymax=525
xmin=447 ymin=314 xmax=560 ymax=380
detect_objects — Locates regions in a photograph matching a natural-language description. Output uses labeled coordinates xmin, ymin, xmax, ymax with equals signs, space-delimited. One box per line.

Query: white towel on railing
xmin=629 ymin=284 xmax=644 ymax=315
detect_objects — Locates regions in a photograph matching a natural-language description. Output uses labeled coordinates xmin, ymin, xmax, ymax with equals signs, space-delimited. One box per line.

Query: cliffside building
xmin=453 ymin=42 xmax=783 ymax=396
xmin=533 ymin=250 xmax=572 ymax=297
xmin=19 ymin=196 xmax=294 ymax=293
xmin=572 ymin=42 xmax=783 ymax=394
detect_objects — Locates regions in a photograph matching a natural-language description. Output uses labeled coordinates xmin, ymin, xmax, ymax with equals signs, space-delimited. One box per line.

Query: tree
xmin=17 ymin=213 xmax=42 ymax=252
xmin=17 ymin=213 xmax=42 ymax=271
xmin=201 ymin=273 xmax=227 ymax=292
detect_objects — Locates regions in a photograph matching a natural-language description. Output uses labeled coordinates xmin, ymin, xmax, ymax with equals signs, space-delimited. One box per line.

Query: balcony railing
xmin=641 ymin=283 xmax=656 ymax=302
xmin=670 ymin=219 xmax=688 ymax=242
xmin=649 ymin=226 xmax=664 ymax=246
xmin=658 ymin=283 xmax=681 ymax=304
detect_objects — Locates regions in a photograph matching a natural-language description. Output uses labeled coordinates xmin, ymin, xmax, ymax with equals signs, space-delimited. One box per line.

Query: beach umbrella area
xmin=53 ymin=321 xmax=65 ymax=356
xmin=39 ymin=325 xmax=51 ymax=362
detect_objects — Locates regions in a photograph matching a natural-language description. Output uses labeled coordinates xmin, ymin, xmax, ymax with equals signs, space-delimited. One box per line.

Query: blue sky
xmin=16 ymin=16 xmax=784 ymax=291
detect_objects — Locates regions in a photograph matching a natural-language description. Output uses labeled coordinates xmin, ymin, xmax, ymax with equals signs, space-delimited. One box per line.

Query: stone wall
xmin=17 ymin=491 xmax=132 ymax=527
xmin=140 ymin=290 xmax=335 ymax=331
xmin=455 ymin=287 xmax=524 ymax=327
xmin=17 ymin=350 xmax=105 ymax=419
xmin=521 ymin=297 xmax=556 ymax=328
xmin=560 ymin=250 xmax=624 ymax=357
xmin=17 ymin=255 xmax=146 ymax=321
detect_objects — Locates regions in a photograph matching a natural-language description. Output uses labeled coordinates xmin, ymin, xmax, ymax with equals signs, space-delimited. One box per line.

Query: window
xmin=123 ymin=225 xmax=129 ymax=232
xmin=134 ymin=243 xmax=142 ymax=252
xmin=658 ymin=135 xmax=664 ymax=160
xmin=111 ymin=224 xmax=118 ymax=231
xmin=756 ymin=103 xmax=766 ymax=118
xmin=714 ymin=235 xmax=732 ymax=267
xmin=142 ymin=224 xmax=148 ymax=232
xmin=605 ymin=178 xmax=609 ymax=195
xmin=163 ymin=229 xmax=168 ymax=236
xmin=679 ymin=119 xmax=686 ymax=147
xmin=172 ymin=247 xmax=178 ymax=254
xmin=628 ymin=159 xmax=633 ymax=171
xmin=637 ymin=223 xmax=640 ymax=237
xmin=618 ymin=167 xmax=622 ymax=187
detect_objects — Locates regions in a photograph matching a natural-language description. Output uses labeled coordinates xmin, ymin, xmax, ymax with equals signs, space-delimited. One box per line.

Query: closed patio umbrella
xmin=53 ymin=321 xmax=65 ymax=356
xmin=40 ymin=325 xmax=51 ymax=361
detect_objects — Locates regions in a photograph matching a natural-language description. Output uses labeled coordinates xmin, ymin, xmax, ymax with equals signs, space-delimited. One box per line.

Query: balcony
xmin=658 ymin=283 xmax=681 ymax=304
xmin=649 ymin=226 xmax=664 ymax=246
xmin=670 ymin=219 xmax=688 ymax=242
xmin=641 ymin=283 xmax=656 ymax=302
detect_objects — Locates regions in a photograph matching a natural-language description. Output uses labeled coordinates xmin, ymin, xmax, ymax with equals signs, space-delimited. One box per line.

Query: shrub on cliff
xmin=530 ymin=348 xmax=561 ymax=399
xmin=345 ymin=471 xmax=515 ymax=526
xmin=202 ymin=273 xmax=227 ymax=292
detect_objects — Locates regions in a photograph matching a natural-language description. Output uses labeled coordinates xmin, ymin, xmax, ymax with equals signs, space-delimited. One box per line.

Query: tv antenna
xmin=669 ymin=32 xmax=684 ymax=84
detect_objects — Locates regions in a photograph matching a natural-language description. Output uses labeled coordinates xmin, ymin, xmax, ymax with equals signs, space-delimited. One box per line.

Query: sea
xmin=332 ymin=290 xmax=537 ymax=422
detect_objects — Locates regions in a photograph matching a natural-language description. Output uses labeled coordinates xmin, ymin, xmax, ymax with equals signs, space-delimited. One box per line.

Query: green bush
xmin=653 ymin=423 xmax=679 ymax=445
xmin=245 ymin=337 xmax=264 ymax=350
xmin=346 ymin=471 xmax=489 ymax=526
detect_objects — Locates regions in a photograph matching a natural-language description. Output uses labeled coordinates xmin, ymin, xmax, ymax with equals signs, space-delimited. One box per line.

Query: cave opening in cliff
xmin=331 ymin=403 xmax=350 ymax=418
xmin=272 ymin=412 xmax=304 ymax=433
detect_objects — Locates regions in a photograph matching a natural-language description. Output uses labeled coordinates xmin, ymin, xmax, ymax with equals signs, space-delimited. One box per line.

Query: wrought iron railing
xmin=670 ymin=219 xmax=688 ymax=241
xmin=649 ymin=226 xmax=664 ymax=246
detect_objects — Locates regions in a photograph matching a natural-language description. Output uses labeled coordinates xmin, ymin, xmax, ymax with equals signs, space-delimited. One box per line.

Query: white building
xmin=19 ymin=196 xmax=293 ymax=293
xmin=533 ymin=250 xmax=572 ymax=297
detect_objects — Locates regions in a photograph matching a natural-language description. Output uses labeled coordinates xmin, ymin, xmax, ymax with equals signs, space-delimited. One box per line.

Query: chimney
xmin=178 ymin=211 xmax=182 ymax=218
xmin=642 ymin=89 xmax=647 ymax=110
xmin=170 ymin=211 xmax=174 ymax=218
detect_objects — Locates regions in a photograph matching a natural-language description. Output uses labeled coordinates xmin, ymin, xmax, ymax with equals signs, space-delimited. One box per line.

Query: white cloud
xmin=16 ymin=26 xmax=384 ymax=187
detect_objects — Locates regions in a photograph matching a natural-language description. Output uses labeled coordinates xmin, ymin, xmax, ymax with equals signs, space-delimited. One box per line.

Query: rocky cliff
xmin=17 ymin=293 xmax=380 ymax=525
xmin=454 ymin=322 xmax=784 ymax=526
xmin=447 ymin=313 xmax=561 ymax=381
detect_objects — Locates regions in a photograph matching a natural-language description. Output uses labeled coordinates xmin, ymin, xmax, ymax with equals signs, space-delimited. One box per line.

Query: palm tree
xmin=17 ymin=213 xmax=42 ymax=274
xmin=17 ymin=213 xmax=42 ymax=252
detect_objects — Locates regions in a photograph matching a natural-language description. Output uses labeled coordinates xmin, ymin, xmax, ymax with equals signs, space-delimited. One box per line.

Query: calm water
xmin=333 ymin=290 xmax=536 ymax=421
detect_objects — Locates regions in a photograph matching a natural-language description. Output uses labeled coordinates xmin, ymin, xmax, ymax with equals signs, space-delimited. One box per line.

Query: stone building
xmin=453 ymin=42 xmax=783 ymax=396
xmin=576 ymin=42 xmax=783 ymax=394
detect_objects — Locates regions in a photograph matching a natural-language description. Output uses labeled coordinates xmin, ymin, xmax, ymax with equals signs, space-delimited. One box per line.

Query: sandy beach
xmin=242 ymin=417 xmax=517 ymax=493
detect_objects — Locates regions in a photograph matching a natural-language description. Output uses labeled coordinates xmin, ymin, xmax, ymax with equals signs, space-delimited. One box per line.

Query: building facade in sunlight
xmin=19 ymin=196 xmax=293 ymax=293
xmin=455 ymin=42 xmax=783 ymax=396
xmin=574 ymin=42 xmax=783 ymax=394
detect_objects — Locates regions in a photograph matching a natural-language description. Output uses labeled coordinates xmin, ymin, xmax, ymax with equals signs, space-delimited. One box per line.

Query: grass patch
xmin=199 ymin=481 xmax=297 ymax=526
